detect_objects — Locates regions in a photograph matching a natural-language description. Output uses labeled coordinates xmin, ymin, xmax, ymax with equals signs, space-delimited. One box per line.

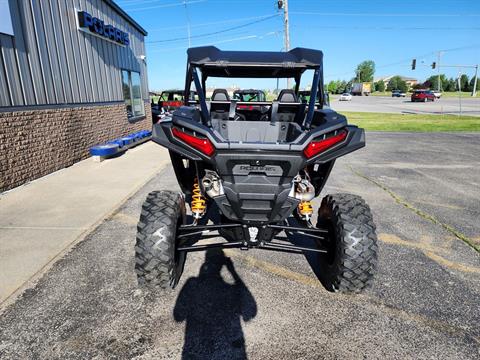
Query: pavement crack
xmin=349 ymin=165 xmax=480 ymax=253
xmin=225 ymin=249 xmax=479 ymax=345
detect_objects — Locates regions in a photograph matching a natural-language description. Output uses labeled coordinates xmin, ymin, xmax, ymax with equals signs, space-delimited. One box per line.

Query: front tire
xmin=316 ymin=194 xmax=378 ymax=293
xmin=135 ymin=191 xmax=186 ymax=289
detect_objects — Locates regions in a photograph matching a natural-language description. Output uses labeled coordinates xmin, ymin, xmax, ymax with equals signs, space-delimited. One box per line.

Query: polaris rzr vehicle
xmin=135 ymin=46 xmax=378 ymax=293
xmin=151 ymin=90 xmax=197 ymax=124
xmin=232 ymin=89 xmax=267 ymax=102
xmin=231 ymin=89 xmax=269 ymax=121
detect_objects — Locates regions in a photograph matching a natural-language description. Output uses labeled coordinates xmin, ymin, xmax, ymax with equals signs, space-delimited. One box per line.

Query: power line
xmin=148 ymin=30 xmax=281 ymax=53
xmin=148 ymin=14 xmax=280 ymax=32
xmin=123 ymin=0 xmax=207 ymax=12
xmin=290 ymin=11 xmax=480 ymax=17
xmin=292 ymin=25 xmax=480 ymax=31
xmin=325 ymin=45 xmax=480 ymax=79
xmin=146 ymin=13 xmax=280 ymax=43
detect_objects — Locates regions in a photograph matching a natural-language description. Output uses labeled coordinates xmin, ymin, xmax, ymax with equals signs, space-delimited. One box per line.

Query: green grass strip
xmin=341 ymin=112 xmax=480 ymax=132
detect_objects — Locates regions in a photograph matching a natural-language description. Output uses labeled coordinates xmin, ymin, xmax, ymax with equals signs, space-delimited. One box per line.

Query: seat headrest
xmin=212 ymin=89 xmax=230 ymax=101
xmin=277 ymin=89 xmax=298 ymax=103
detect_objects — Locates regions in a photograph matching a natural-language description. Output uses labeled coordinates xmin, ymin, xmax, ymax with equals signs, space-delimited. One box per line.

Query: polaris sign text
xmin=77 ymin=10 xmax=129 ymax=46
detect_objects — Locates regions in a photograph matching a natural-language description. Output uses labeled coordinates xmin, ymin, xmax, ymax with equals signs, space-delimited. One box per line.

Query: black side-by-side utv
xmin=135 ymin=46 xmax=378 ymax=293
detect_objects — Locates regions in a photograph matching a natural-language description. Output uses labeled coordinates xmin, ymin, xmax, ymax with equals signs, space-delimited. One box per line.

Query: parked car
xmin=432 ymin=91 xmax=442 ymax=99
xmin=339 ymin=93 xmax=352 ymax=101
xmin=392 ymin=90 xmax=406 ymax=97
xmin=411 ymin=90 xmax=435 ymax=102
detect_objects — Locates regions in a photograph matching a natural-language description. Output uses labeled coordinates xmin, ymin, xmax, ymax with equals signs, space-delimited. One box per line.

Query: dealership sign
xmin=77 ymin=11 xmax=129 ymax=46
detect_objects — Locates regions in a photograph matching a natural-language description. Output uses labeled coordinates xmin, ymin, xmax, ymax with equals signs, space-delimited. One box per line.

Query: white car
xmin=432 ymin=91 xmax=442 ymax=99
xmin=339 ymin=93 xmax=352 ymax=101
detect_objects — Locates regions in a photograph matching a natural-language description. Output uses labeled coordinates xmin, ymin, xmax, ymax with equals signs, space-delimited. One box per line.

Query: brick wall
xmin=0 ymin=101 xmax=152 ymax=192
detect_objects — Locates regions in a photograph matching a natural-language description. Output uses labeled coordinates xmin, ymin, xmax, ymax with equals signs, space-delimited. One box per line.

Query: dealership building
xmin=0 ymin=0 xmax=150 ymax=192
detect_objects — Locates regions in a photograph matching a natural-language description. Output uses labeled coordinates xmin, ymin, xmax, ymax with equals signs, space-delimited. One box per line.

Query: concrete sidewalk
xmin=0 ymin=141 xmax=170 ymax=306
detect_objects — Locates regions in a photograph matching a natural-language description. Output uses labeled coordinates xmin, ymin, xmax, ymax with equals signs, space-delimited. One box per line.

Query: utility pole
xmin=281 ymin=0 xmax=291 ymax=88
xmin=457 ymin=70 xmax=462 ymax=117
xmin=473 ymin=65 xmax=478 ymax=96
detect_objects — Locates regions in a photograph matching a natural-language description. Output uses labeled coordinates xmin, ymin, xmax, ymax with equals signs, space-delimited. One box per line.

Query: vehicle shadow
xmin=173 ymin=248 xmax=257 ymax=360
xmin=284 ymin=218 xmax=331 ymax=291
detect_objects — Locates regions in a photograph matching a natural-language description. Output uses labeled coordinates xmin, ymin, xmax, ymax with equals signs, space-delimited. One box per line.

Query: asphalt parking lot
xmin=0 ymin=133 xmax=479 ymax=359
xmin=332 ymin=95 xmax=480 ymax=116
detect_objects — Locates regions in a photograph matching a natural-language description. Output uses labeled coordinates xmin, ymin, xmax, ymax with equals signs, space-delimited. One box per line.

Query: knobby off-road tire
xmin=135 ymin=191 xmax=186 ymax=290
xmin=317 ymin=193 xmax=378 ymax=293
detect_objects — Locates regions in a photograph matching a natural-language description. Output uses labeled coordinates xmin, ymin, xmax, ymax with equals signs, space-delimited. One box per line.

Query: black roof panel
xmin=187 ymin=46 xmax=323 ymax=78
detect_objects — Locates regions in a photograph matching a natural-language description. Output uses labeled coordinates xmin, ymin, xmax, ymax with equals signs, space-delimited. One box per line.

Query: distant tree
xmin=386 ymin=76 xmax=407 ymax=92
xmin=355 ymin=60 xmax=375 ymax=82
xmin=460 ymin=74 xmax=469 ymax=92
xmin=469 ymin=76 xmax=480 ymax=93
xmin=444 ymin=78 xmax=457 ymax=92
xmin=327 ymin=80 xmax=338 ymax=94
xmin=412 ymin=83 xmax=424 ymax=90
xmin=346 ymin=79 xmax=354 ymax=92
xmin=375 ymin=80 xmax=385 ymax=92
xmin=425 ymin=74 xmax=448 ymax=91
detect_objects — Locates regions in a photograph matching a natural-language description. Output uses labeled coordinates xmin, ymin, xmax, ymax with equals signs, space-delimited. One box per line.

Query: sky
xmin=115 ymin=0 xmax=480 ymax=91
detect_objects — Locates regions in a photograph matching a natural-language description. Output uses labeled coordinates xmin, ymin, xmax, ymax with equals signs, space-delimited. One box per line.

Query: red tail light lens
xmin=303 ymin=129 xmax=348 ymax=159
xmin=172 ymin=127 xmax=215 ymax=156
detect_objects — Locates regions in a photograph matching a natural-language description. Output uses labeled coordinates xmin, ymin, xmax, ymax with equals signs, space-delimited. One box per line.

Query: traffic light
xmin=411 ymin=59 xmax=416 ymax=70
xmin=432 ymin=62 xmax=436 ymax=69
xmin=277 ymin=1 xmax=284 ymax=9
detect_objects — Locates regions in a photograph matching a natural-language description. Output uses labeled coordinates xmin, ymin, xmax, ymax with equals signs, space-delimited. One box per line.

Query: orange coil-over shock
xmin=191 ymin=178 xmax=206 ymax=220
xmin=298 ymin=201 xmax=313 ymax=220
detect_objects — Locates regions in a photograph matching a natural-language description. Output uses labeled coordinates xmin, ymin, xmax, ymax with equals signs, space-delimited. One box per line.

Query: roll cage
xmin=183 ymin=46 xmax=325 ymax=130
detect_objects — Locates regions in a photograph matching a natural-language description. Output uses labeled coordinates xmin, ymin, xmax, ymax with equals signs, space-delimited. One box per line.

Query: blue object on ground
xmin=90 ymin=130 xmax=151 ymax=159
xmin=90 ymin=144 xmax=119 ymax=156
xmin=133 ymin=132 xmax=144 ymax=140
xmin=125 ymin=134 xmax=137 ymax=142
xmin=108 ymin=139 xmax=125 ymax=147
xmin=120 ymin=137 xmax=133 ymax=145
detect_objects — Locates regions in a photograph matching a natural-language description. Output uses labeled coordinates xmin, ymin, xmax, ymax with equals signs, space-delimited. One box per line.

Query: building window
xmin=122 ymin=70 xmax=144 ymax=119
xmin=0 ymin=0 xmax=14 ymax=36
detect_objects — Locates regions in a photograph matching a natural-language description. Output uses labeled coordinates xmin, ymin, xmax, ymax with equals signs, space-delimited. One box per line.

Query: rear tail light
xmin=303 ymin=129 xmax=348 ymax=159
xmin=238 ymin=105 xmax=254 ymax=110
xmin=172 ymin=127 xmax=215 ymax=156
xmin=164 ymin=101 xmax=183 ymax=107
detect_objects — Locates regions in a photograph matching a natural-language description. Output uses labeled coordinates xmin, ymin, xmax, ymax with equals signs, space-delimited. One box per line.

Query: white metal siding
xmin=0 ymin=0 xmax=148 ymax=108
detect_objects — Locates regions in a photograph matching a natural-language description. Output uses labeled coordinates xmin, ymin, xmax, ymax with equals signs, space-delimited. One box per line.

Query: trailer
xmin=351 ymin=82 xmax=371 ymax=96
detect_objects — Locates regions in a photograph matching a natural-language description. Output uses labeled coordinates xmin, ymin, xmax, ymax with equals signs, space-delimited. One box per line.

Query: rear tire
xmin=316 ymin=194 xmax=378 ymax=293
xmin=135 ymin=191 xmax=186 ymax=289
